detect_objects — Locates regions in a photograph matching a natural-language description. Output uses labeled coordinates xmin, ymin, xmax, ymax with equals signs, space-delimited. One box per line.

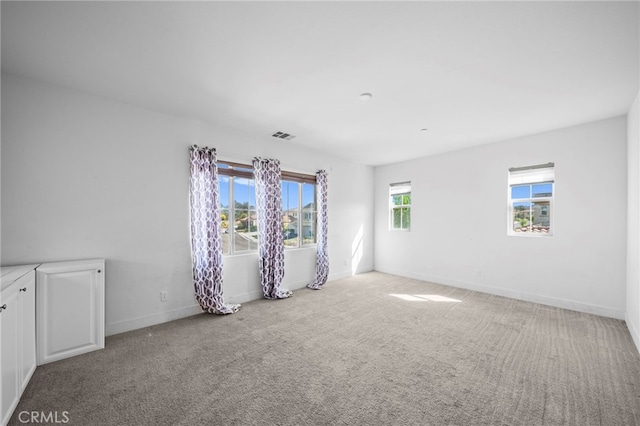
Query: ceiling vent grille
xmin=272 ymin=131 xmax=296 ymax=140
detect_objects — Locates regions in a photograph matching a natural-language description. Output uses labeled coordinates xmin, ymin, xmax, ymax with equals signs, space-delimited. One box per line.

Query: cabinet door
xmin=1 ymin=285 xmax=20 ymax=426
xmin=17 ymin=271 xmax=36 ymax=390
xmin=37 ymin=259 xmax=105 ymax=365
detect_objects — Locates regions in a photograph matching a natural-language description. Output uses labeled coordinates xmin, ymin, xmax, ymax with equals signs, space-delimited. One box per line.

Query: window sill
xmin=284 ymin=244 xmax=318 ymax=251
xmin=508 ymin=232 xmax=553 ymax=238
xmin=223 ymin=245 xmax=317 ymax=257
xmin=222 ymin=251 xmax=258 ymax=258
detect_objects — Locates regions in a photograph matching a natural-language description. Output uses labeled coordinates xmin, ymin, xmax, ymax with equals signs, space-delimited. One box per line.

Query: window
xmin=218 ymin=162 xmax=258 ymax=254
xmin=217 ymin=161 xmax=317 ymax=254
xmin=508 ymin=163 xmax=554 ymax=236
xmin=282 ymin=180 xmax=317 ymax=248
xmin=390 ymin=182 xmax=411 ymax=231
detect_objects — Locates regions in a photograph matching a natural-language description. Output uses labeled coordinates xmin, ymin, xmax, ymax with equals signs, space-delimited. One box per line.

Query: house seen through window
xmin=508 ymin=163 xmax=554 ymax=236
xmin=282 ymin=180 xmax=317 ymax=248
xmin=218 ymin=161 xmax=317 ymax=254
xmin=218 ymin=163 xmax=258 ymax=254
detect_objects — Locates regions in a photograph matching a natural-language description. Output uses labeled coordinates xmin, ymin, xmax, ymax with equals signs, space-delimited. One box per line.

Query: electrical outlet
xmin=160 ymin=291 xmax=168 ymax=302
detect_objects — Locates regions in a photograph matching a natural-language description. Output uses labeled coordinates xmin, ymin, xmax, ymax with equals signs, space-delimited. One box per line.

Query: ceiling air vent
xmin=272 ymin=131 xmax=296 ymax=140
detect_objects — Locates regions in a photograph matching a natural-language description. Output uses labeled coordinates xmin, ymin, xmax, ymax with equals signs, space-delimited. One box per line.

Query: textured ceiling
xmin=2 ymin=1 xmax=638 ymax=166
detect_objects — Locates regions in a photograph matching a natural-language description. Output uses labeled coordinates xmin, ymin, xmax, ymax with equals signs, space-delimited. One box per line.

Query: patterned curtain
xmin=308 ymin=170 xmax=329 ymax=289
xmin=253 ymin=157 xmax=292 ymax=299
xmin=189 ymin=145 xmax=240 ymax=314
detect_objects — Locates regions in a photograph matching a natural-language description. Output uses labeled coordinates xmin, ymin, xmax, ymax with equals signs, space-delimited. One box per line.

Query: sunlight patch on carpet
xmin=389 ymin=294 xmax=462 ymax=302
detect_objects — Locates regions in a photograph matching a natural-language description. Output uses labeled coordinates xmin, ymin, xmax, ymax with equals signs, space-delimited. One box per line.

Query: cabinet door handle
xmin=0 ymin=304 xmax=6 ymax=313
xmin=19 ymin=287 xmax=27 ymax=292
xmin=97 ymin=269 xmax=102 ymax=273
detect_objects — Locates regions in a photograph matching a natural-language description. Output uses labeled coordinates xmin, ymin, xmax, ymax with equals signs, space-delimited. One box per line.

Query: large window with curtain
xmin=217 ymin=161 xmax=316 ymax=254
xmin=508 ymin=163 xmax=554 ymax=236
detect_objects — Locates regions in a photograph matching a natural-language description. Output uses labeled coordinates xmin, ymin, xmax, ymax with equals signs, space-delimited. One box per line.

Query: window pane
xmin=281 ymin=181 xmax=299 ymax=211
xmin=393 ymin=208 xmax=402 ymax=229
xmin=532 ymin=183 xmax=553 ymax=198
xmin=402 ymin=194 xmax=411 ymax=205
xmin=532 ymin=201 xmax=551 ymax=233
xmin=282 ymin=181 xmax=299 ymax=247
xmin=218 ymin=175 xmax=231 ymax=255
xmin=234 ymin=178 xmax=257 ymax=252
xmin=302 ymin=183 xmax=316 ymax=245
xmin=512 ymin=201 xmax=532 ymax=232
xmin=302 ymin=183 xmax=315 ymax=209
xmin=392 ymin=207 xmax=411 ymax=230
xmin=401 ymin=207 xmax=410 ymax=229
xmin=302 ymin=211 xmax=317 ymax=244
xmin=511 ymin=185 xmax=531 ymax=199
xmin=392 ymin=195 xmax=403 ymax=206
xmin=283 ymin=210 xmax=299 ymax=248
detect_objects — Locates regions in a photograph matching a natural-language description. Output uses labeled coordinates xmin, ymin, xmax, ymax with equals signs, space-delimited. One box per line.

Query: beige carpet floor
xmin=10 ymin=272 xmax=640 ymax=425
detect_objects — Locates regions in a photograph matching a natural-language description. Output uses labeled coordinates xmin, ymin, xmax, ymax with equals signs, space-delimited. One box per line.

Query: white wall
xmin=625 ymin=7 xmax=640 ymax=354
xmin=627 ymin=91 xmax=640 ymax=351
xmin=1 ymin=73 xmax=374 ymax=335
xmin=375 ymin=117 xmax=628 ymax=319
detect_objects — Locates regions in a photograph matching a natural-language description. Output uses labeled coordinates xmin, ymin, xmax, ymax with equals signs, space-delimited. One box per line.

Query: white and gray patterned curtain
xmin=189 ymin=145 xmax=240 ymax=314
xmin=253 ymin=157 xmax=292 ymax=299
xmin=308 ymin=170 xmax=329 ymax=289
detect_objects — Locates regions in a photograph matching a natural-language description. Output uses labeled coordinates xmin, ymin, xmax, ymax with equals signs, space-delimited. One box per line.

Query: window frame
xmin=218 ymin=169 xmax=258 ymax=255
xmin=508 ymin=164 xmax=554 ymax=237
xmin=217 ymin=160 xmax=317 ymax=255
xmin=282 ymin=179 xmax=318 ymax=249
xmin=389 ymin=182 xmax=411 ymax=231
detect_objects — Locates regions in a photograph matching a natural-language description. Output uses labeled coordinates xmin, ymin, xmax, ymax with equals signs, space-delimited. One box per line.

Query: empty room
xmin=2 ymin=1 xmax=640 ymax=425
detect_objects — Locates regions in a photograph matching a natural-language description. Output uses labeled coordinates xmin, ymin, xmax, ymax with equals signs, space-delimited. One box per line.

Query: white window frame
xmin=218 ymin=161 xmax=317 ymax=254
xmin=282 ymin=179 xmax=317 ymax=249
xmin=218 ymin=163 xmax=258 ymax=255
xmin=389 ymin=182 xmax=411 ymax=231
xmin=508 ymin=163 xmax=554 ymax=237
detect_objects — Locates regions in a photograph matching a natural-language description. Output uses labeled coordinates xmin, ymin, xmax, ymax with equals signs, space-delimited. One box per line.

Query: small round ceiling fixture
xmin=359 ymin=93 xmax=373 ymax=101
xmin=420 ymin=128 xmax=428 ymax=132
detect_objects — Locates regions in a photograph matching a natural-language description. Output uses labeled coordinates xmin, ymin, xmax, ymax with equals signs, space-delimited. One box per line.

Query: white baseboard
xmin=106 ymin=271 xmax=362 ymax=336
xmin=375 ymin=267 xmax=626 ymax=320
xmin=328 ymin=270 xmax=354 ymax=282
xmin=227 ymin=290 xmax=264 ymax=305
xmin=626 ymin=314 xmax=640 ymax=355
xmin=227 ymin=277 xmax=326 ymax=304
xmin=106 ymin=304 xmax=203 ymax=336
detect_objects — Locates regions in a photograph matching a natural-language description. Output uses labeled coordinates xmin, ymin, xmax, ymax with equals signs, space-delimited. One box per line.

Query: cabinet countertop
xmin=0 ymin=264 xmax=40 ymax=291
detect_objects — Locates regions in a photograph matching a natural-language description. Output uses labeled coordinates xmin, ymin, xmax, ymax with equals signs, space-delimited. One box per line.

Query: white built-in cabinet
xmin=0 ymin=259 xmax=105 ymax=426
xmin=1 ymin=264 xmax=37 ymax=426
xmin=36 ymin=259 xmax=105 ymax=365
